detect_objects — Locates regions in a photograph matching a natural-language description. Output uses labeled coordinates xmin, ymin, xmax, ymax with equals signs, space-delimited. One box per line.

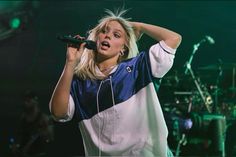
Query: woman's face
xmin=96 ymin=20 xmax=127 ymax=61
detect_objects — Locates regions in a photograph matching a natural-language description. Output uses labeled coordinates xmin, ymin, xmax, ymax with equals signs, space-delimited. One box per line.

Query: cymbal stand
xmin=232 ymin=67 xmax=235 ymax=98
xmin=186 ymin=64 xmax=212 ymax=113
xmin=214 ymin=63 xmax=223 ymax=113
xmin=184 ymin=38 xmax=212 ymax=113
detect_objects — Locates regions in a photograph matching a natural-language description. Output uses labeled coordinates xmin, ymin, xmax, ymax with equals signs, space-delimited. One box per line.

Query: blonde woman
xmin=49 ymin=9 xmax=181 ymax=157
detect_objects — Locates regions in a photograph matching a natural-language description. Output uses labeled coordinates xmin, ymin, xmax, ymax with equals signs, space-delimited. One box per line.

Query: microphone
xmin=205 ymin=35 xmax=215 ymax=44
xmin=57 ymin=35 xmax=97 ymax=51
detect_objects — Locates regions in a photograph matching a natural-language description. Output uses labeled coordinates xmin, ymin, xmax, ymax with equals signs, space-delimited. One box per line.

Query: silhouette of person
xmin=15 ymin=90 xmax=54 ymax=157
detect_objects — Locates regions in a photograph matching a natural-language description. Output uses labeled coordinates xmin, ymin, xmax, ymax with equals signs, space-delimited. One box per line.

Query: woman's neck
xmin=96 ymin=58 xmax=118 ymax=75
xmin=96 ymin=56 xmax=118 ymax=69
xmin=95 ymin=54 xmax=120 ymax=75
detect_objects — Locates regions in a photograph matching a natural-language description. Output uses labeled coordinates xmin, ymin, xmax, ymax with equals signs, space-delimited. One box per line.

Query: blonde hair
xmin=74 ymin=9 xmax=139 ymax=80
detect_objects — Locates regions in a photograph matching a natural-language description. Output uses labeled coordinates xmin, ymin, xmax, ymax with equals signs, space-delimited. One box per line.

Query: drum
xmin=189 ymin=113 xmax=226 ymax=138
xmin=188 ymin=113 xmax=226 ymax=156
xmin=220 ymin=101 xmax=236 ymax=119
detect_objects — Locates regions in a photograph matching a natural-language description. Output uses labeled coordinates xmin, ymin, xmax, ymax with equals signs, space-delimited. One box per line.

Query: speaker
xmin=207 ymin=115 xmax=226 ymax=157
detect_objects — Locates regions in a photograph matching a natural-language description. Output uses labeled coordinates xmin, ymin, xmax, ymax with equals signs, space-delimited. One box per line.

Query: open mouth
xmin=101 ymin=41 xmax=110 ymax=49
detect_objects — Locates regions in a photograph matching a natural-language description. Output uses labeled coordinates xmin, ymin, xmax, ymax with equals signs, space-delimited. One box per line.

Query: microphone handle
xmin=57 ymin=35 xmax=97 ymax=51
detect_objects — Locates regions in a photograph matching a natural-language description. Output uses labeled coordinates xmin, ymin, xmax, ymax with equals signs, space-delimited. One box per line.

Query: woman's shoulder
xmin=121 ymin=51 xmax=147 ymax=64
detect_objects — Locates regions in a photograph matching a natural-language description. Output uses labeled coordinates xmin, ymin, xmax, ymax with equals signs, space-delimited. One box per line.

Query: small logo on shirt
xmin=126 ymin=66 xmax=132 ymax=73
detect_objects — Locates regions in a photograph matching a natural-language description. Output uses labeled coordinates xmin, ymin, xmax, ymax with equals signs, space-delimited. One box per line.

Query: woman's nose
xmin=104 ymin=32 xmax=111 ymax=39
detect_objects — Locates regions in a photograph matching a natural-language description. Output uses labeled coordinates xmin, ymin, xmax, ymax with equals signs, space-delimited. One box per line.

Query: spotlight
xmin=9 ymin=17 xmax=21 ymax=29
xmin=0 ymin=1 xmax=40 ymax=41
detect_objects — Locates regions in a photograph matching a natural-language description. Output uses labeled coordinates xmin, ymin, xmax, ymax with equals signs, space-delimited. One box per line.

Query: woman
xmin=49 ymin=9 xmax=181 ymax=157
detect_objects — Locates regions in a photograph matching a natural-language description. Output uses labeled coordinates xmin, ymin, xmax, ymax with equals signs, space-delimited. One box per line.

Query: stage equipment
xmin=0 ymin=1 xmax=40 ymax=41
xmin=184 ymin=36 xmax=214 ymax=113
xmin=189 ymin=113 xmax=226 ymax=157
xmin=199 ymin=62 xmax=236 ymax=117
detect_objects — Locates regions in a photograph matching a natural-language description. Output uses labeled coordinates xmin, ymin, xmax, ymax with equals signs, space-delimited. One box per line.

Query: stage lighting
xmin=0 ymin=1 xmax=40 ymax=41
xmin=9 ymin=17 xmax=21 ymax=29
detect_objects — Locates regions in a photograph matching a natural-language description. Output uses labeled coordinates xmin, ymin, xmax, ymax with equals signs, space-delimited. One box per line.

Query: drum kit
xmin=161 ymin=62 xmax=236 ymax=119
xmin=161 ymin=63 xmax=236 ymax=157
xmin=160 ymin=36 xmax=236 ymax=156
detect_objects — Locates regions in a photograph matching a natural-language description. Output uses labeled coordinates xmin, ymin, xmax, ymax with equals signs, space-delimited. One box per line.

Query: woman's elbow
xmin=165 ymin=34 xmax=182 ymax=49
xmin=49 ymin=102 xmax=68 ymax=120
xmin=172 ymin=34 xmax=182 ymax=49
xmin=175 ymin=34 xmax=182 ymax=46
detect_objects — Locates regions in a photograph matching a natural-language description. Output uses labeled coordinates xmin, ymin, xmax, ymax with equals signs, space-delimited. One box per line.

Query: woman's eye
xmin=114 ymin=33 xmax=120 ymax=38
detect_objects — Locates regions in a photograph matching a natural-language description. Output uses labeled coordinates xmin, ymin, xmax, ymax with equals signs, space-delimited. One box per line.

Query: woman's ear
xmin=119 ymin=45 xmax=126 ymax=56
xmin=120 ymin=51 xmax=124 ymax=56
xmin=123 ymin=45 xmax=129 ymax=52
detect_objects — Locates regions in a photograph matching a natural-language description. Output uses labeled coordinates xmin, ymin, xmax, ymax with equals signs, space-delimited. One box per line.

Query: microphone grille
xmin=85 ymin=40 xmax=97 ymax=51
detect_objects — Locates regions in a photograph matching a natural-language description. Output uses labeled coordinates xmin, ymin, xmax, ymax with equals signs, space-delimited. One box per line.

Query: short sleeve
xmin=49 ymin=95 xmax=75 ymax=122
xmin=149 ymin=40 xmax=176 ymax=78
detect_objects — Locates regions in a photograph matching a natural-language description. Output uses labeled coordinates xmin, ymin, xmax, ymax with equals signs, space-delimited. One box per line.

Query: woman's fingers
xmin=74 ymin=35 xmax=85 ymax=40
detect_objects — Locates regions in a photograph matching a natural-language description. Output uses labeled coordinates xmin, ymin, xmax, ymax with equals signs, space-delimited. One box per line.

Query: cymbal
xmin=198 ymin=63 xmax=236 ymax=70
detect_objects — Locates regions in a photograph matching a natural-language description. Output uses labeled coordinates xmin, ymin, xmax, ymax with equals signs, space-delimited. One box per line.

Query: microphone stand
xmin=184 ymin=38 xmax=206 ymax=75
xmin=175 ymin=38 xmax=211 ymax=157
xmin=184 ymin=38 xmax=212 ymax=113
xmin=214 ymin=65 xmax=223 ymax=113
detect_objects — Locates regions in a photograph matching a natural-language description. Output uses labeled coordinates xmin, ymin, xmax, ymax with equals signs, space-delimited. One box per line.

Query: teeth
xmin=101 ymin=41 xmax=110 ymax=47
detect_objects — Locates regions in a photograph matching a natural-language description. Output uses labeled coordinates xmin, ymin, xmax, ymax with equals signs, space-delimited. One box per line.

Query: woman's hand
xmin=129 ymin=22 xmax=143 ymax=41
xmin=66 ymin=35 xmax=85 ymax=66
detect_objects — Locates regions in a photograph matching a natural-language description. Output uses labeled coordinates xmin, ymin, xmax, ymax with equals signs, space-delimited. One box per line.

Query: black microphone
xmin=57 ymin=35 xmax=97 ymax=51
xmin=205 ymin=35 xmax=215 ymax=44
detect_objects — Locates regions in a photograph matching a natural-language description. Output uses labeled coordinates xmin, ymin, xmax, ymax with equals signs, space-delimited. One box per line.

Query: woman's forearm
xmin=132 ymin=22 xmax=182 ymax=49
xmin=49 ymin=62 xmax=75 ymax=119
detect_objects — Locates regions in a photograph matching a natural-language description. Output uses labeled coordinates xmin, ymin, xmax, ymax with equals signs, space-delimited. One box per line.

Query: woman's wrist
xmin=130 ymin=22 xmax=144 ymax=40
xmin=65 ymin=60 xmax=77 ymax=70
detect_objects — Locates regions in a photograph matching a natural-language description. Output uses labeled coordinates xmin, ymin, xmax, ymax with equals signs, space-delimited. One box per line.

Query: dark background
xmin=1 ymin=1 xmax=235 ymax=156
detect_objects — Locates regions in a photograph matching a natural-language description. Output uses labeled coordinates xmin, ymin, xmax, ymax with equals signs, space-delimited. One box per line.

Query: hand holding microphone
xmin=57 ymin=35 xmax=97 ymax=66
xmin=65 ymin=35 xmax=86 ymax=65
xmin=57 ymin=35 xmax=97 ymax=51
